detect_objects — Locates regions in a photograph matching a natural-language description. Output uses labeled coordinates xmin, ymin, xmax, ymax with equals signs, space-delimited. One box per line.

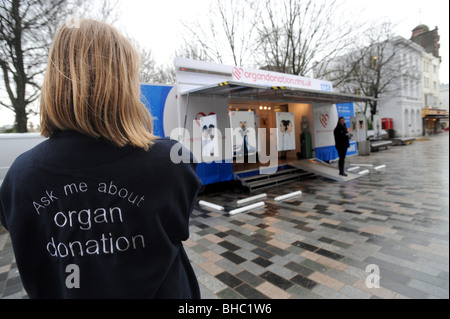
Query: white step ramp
xmin=288 ymin=159 xmax=360 ymax=182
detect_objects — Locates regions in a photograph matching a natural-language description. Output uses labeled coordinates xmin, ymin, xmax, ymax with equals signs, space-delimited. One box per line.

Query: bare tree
xmin=152 ymin=64 xmax=176 ymax=85
xmin=132 ymin=41 xmax=175 ymax=85
xmin=175 ymin=42 xmax=209 ymax=62
xmin=255 ymin=0 xmax=363 ymax=76
xmin=323 ymin=22 xmax=405 ymax=121
xmin=181 ymin=0 xmax=260 ymax=66
xmin=95 ymin=0 xmax=120 ymax=25
xmin=0 ymin=0 xmax=68 ymax=132
xmin=0 ymin=0 xmax=119 ymax=132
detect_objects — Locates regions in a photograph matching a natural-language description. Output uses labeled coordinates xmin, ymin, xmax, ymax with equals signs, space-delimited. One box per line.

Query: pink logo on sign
xmin=232 ymin=67 xmax=244 ymax=80
xmin=320 ymin=114 xmax=329 ymax=128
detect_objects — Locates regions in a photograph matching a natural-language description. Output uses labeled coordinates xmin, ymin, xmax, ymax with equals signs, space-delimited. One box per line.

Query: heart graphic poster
xmin=313 ymin=104 xmax=339 ymax=148
xmin=276 ymin=112 xmax=296 ymax=151
xmin=320 ymin=113 xmax=330 ymax=128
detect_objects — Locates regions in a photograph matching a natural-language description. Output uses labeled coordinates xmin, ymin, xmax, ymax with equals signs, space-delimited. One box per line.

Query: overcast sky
xmin=0 ymin=0 xmax=448 ymax=127
xmin=114 ymin=0 xmax=449 ymax=82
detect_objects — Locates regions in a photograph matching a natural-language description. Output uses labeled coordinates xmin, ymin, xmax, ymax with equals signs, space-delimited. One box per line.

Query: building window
xmin=404 ymin=109 xmax=410 ymax=136
xmin=424 ymin=77 xmax=429 ymax=89
xmin=416 ymin=110 xmax=421 ymax=134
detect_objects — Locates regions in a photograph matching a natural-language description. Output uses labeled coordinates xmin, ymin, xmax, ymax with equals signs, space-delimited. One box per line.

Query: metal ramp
xmin=288 ymin=158 xmax=362 ymax=182
xmin=235 ymin=165 xmax=315 ymax=192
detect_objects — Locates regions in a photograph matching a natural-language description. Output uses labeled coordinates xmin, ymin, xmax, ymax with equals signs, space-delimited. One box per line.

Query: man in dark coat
xmin=334 ymin=117 xmax=351 ymax=176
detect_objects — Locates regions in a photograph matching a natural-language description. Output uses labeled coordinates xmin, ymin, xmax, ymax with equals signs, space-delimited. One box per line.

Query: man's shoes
xmin=339 ymin=172 xmax=348 ymax=176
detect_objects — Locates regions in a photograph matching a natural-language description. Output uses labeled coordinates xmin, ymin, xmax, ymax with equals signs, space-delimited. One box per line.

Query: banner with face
xmin=229 ymin=111 xmax=257 ymax=157
xmin=276 ymin=112 xmax=296 ymax=151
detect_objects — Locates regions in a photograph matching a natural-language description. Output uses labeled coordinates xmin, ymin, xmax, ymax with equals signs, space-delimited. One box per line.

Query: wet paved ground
xmin=1 ymin=133 xmax=448 ymax=299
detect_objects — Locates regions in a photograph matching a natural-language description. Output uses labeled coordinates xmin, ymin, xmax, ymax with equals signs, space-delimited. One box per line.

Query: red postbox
xmin=381 ymin=118 xmax=393 ymax=130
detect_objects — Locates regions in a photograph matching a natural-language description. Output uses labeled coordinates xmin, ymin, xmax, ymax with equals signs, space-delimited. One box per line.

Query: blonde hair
xmin=40 ymin=19 xmax=156 ymax=150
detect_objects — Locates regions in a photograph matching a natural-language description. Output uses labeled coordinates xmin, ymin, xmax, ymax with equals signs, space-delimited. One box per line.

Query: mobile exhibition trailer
xmin=140 ymin=57 xmax=372 ymax=186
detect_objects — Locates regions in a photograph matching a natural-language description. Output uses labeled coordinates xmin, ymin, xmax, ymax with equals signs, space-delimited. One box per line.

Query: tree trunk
xmin=14 ymin=104 xmax=28 ymax=132
xmin=1 ymin=0 xmax=118 ymax=132
xmin=370 ymin=101 xmax=378 ymax=123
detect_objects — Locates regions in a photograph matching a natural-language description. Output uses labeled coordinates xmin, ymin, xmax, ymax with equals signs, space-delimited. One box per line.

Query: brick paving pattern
xmin=1 ymin=133 xmax=448 ymax=299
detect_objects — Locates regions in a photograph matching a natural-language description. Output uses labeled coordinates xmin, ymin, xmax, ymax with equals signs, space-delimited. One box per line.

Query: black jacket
xmin=334 ymin=123 xmax=350 ymax=150
xmin=0 ymin=130 xmax=202 ymax=299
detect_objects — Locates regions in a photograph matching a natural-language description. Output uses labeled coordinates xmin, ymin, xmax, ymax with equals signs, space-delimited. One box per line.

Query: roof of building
xmin=412 ymin=24 xmax=430 ymax=33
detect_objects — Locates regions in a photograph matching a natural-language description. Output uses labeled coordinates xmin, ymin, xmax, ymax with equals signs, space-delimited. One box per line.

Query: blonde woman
xmin=0 ymin=19 xmax=202 ymax=298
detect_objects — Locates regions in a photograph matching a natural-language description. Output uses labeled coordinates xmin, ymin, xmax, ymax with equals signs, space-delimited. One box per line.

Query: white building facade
xmin=376 ymin=37 xmax=424 ymax=137
xmin=422 ymin=52 xmax=441 ymax=109
xmin=316 ymin=36 xmax=425 ymax=137
xmin=438 ymin=84 xmax=449 ymax=130
xmin=440 ymin=84 xmax=449 ymax=112
xmin=315 ymin=22 xmax=448 ymax=137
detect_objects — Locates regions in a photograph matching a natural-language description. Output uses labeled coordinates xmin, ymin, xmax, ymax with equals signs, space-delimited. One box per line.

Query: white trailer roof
xmin=180 ymin=81 xmax=373 ymax=104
